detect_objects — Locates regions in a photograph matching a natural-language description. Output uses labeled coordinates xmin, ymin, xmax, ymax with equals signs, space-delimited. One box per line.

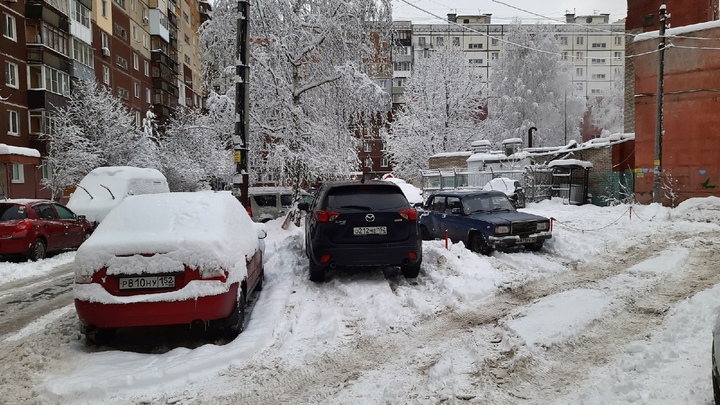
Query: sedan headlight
xmin=536 ymin=221 xmax=550 ymax=231
xmin=495 ymin=225 xmax=510 ymax=234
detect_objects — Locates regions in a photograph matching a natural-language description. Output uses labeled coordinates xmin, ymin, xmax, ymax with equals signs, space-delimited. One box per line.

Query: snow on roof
xmin=501 ymin=138 xmax=523 ymax=144
xmin=66 ymin=166 xmax=169 ymax=223
xmin=635 ymin=19 xmax=720 ymax=42
xmin=548 ymin=159 xmax=594 ymax=169
xmin=467 ymin=152 xmax=507 ymax=162
xmin=0 ymin=144 xmax=40 ymax=158
xmin=74 ymin=191 xmax=262 ymax=303
xmin=471 ymin=140 xmax=491 ymax=146
xmin=430 ymin=151 xmax=473 ymax=158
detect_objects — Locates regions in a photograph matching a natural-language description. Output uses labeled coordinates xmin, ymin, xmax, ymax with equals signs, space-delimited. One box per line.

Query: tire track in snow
xmin=178 ymin=229 xmax=706 ymax=404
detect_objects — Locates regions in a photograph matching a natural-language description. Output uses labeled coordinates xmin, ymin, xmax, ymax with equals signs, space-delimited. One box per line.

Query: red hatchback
xmin=0 ymin=200 xmax=94 ymax=261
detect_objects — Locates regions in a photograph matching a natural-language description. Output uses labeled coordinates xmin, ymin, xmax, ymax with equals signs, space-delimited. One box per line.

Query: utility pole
xmin=234 ymin=0 xmax=250 ymax=208
xmin=564 ymin=86 xmax=567 ymax=145
xmin=653 ymin=2 xmax=668 ymax=204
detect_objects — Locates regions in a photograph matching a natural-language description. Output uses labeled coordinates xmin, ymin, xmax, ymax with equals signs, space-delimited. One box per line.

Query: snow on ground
xmin=2 ymin=197 xmax=720 ymax=404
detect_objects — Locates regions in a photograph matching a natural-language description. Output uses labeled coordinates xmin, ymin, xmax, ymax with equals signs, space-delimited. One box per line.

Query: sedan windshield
xmin=463 ymin=195 xmax=516 ymax=214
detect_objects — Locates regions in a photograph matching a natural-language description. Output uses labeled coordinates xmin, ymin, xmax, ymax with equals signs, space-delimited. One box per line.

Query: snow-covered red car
xmin=73 ymin=191 xmax=266 ymax=343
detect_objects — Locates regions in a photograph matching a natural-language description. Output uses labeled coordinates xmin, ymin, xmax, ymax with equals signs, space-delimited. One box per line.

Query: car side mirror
xmin=77 ymin=214 xmax=87 ymax=221
xmin=298 ymin=202 xmax=310 ymax=211
xmin=451 ymin=208 xmax=463 ymax=215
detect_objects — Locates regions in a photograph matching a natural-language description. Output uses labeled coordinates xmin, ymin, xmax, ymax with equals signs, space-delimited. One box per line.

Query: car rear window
xmin=253 ymin=195 xmax=277 ymax=207
xmin=280 ymin=194 xmax=293 ymax=207
xmin=326 ymin=186 xmax=409 ymax=210
xmin=0 ymin=204 xmax=28 ymax=221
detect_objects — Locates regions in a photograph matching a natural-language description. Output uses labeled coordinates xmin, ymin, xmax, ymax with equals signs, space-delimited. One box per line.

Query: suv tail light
xmin=15 ymin=220 xmax=32 ymax=232
xmin=246 ymin=204 xmax=252 ymax=217
xmin=399 ymin=208 xmax=417 ymax=221
xmin=314 ymin=210 xmax=340 ymax=222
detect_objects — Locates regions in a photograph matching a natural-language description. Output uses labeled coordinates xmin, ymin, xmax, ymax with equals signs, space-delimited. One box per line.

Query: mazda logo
xmin=365 ymin=214 xmax=375 ymax=222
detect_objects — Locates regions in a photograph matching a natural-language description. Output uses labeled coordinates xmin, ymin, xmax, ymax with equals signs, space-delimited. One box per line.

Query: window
xmin=134 ymin=81 xmax=140 ymax=98
xmin=381 ymin=142 xmax=386 ymax=151
xmin=591 ymin=58 xmax=606 ymax=64
xmin=7 ymin=110 xmax=19 ymax=135
xmin=135 ymin=111 xmax=140 ymax=126
xmin=364 ymin=157 xmax=372 ymax=167
xmin=184 ymin=54 xmax=190 ymax=64
xmin=469 ymin=43 xmax=483 ymax=49
xmin=469 ymin=59 xmax=483 ymax=65
xmin=561 ymin=52 xmax=568 ymax=61
xmin=491 ymin=38 xmax=499 ymax=46
xmin=114 ymin=23 xmax=127 ymax=40
xmin=575 ymin=82 xmax=584 ymax=91
xmin=576 ymin=37 xmax=584 ymax=45
xmin=381 ymin=157 xmax=388 ymax=167
xmin=144 ymin=60 xmax=149 ymax=76
xmin=117 ymin=87 xmax=129 ymax=100
xmin=575 ymin=51 xmax=583 ymax=60
xmin=183 ymin=11 xmax=189 ymax=23
xmin=116 ymin=56 xmax=128 ymax=69
xmin=41 ymin=160 xmax=50 ymax=180
xmin=33 ymin=66 xmax=70 ymax=95
xmin=133 ymin=53 xmax=139 ymax=70
xmin=591 ymin=74 xmax=606 ymax=80
xmin=418 ymin=37 xmax=426 ymax=47
xmin=132 ymin=25 xmax=137 ymax=42
xmin=560 ymin=36 xmax=568 ymax=45
xmin=491 ymin=52 xmax=499 ymax=60
xmin=591 ymin=42 xmax=607 ymax=48
xmin=452 ymin=37 xmax=459 ymax=46
xmin=72 ymin=1 xmax=91 ymax=28
xmin=101 ymin=32 xmax=109 ymax=48
xmin=5 ymin=61 xmax=18 ymax=88
xmin=363 ymin=142 xmax=372 ymax=152
xmin=145 ymin=88 xmax=151 ymax=102
xmin=143 ymin=34 xmax=148 ymax=48
xmin=11 ymin=164 xmax=24 ymax=184
xmin=576 ymin=67 xmax=584 ymax=76
xmin=614 ymin=51 xmax=622 ymax=60
xmin=131 ymin=0 xmax=136 ymax=11
xmin=184 ymin=34 xmax=190 ymax=44
xmin=436 ymin=37 xmax=443 ymax=46
xmin=42 ymin=24 xmax=69 ymax=55
xmin=615 ymin=36 xmax=623 ymax=45
xmin=643 ymin=14 xmax=654 ymax=27
xmin=113 ymin=0 xmax=125 ymax=8
xmin=591 ymin=89 xmax=602 ymax=94
xmin=54 ymin=204 xmax=76 ymax=220
xmin=3 ymin=14 xmax=16 ymax=41
xmin=103 ymin=66 xmax=110 ymax=85
xmin=101 ymin=0 xmax=108 ymax=17
xmin=73 ymin=38 xmax=94 ymax=67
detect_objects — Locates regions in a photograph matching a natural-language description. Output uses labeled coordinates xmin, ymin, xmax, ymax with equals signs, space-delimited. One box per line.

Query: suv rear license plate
xmin=119 ymin=275 xmax=175 ymax=290
xmin=518 ymin=237 xmax=536 ymax=244
xmin=354 ymin=226 xmax=387 ymax=236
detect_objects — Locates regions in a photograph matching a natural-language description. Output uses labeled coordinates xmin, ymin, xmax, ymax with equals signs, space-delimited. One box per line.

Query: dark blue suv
xmin=418 ymin=190 xmax=552 ymax=255
xmin=298 ymin=180 xmax=422 ymax=282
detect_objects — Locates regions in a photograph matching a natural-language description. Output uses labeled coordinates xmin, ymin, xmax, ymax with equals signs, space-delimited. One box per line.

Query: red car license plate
xmin=119 ymin=275 xmax=175 ymax=290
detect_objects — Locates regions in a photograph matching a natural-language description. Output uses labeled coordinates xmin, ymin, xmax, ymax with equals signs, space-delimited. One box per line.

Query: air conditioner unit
xmin=142 ymin=16 xmax=149 ymax=24
xmin=101 ymin=47 xmax=110 ymax=57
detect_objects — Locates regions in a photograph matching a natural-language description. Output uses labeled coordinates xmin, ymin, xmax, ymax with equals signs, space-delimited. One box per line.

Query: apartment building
xmin=392 ymin=13 xmax=626 ymax=104
xmin=0 ymin=0 xmax=203 ymax=199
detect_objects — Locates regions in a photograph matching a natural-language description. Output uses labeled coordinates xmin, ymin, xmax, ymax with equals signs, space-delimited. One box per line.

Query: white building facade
xmin=392 ymin=13 xmax=626 ymax=104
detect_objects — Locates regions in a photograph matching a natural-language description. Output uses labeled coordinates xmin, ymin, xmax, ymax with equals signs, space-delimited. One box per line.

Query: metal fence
xmin=420 ymin=167 xmax=554 ymax=203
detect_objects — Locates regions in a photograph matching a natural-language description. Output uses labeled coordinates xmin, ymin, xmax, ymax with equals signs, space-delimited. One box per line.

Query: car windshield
xmin=462 ymin=195 xmax=516 ymax=214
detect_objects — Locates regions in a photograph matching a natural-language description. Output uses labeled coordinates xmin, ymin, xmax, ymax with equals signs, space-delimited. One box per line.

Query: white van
xmin=247 ymin=187 xmax=313 ymax=222
xmin=66 ymin=166 xmax=170 ymax=226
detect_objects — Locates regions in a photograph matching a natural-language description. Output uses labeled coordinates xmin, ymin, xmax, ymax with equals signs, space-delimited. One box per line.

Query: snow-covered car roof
xmin=66 ymin=166 xmax=170 ymax=224
xmin=482 ymin=177 xmax=521 ymax=195
xmin=74 ymin=191 xmax=263 ymax=282
xmin=382 ymin=177 xmax=423 ymax=204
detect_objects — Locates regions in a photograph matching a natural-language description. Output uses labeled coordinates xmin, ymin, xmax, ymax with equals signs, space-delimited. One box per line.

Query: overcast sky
xmin=392 ymin=0 xmax=628 ymax=24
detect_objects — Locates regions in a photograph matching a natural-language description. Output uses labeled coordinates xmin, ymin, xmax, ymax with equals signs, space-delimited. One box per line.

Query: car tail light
xmin=314 ymin=210 xmax=340 ymax=222
xmin=319 ymin=254 xmax=332 ymax=264
xmin=407 ymin=252 xmax=418 ymax=260
xmin=246 ymin=204 xmax=253 ymax=217
xmin=15 ymin=220 xmax=32 ymax=232
xmin=399 ymin=208 xmax=417 ymax=221
xmin=75 ymin=273 xmax=93 ymax=284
